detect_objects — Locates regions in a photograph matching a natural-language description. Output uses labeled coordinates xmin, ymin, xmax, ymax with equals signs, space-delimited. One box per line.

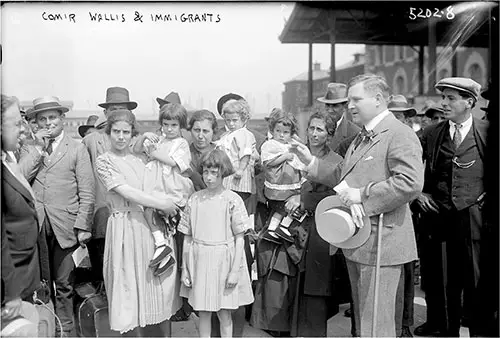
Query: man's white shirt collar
xmin=365 ymin=109 xmax=391 ymax=131
xmin=448 ymin=114 xmax=473 ymax=140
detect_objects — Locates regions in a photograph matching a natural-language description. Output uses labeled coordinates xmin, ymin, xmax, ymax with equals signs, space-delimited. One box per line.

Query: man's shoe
xmin=399 ymin=326 xmax=413 ymax=337
xmin=414 ymin=322 xmax=445 ymax=337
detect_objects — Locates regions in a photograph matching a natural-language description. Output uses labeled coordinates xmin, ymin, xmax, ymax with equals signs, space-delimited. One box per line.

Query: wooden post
xmin=308 ymin=42 xmax=313 ymax=107
xmin=451 ymin=51 xmax=458 ymax=77
xmin=418 ymin=46 xmax=424 ymax=95
xmin=428 ymin=18 xmax=437 ymax=95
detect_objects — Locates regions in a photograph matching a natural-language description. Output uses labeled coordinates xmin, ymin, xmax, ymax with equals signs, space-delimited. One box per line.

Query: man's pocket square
xmin=364 ymin=156 xmax=374 ymax=161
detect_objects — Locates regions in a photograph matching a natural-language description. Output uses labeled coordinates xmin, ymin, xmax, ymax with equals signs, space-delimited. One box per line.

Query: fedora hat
xmin=217 ymin=93 xmax=244 ymax=115
xmin=156 ymin=92 xmax=181 ymax=107
xmin=98 ymin=87 xmax=137 ymax=110
xmin=423 ymin=103 xmax=445 ymax=118
xmin=315 ymin=195 xmax=371 ymax=249
xmin=27 ymin=96 xmax=70 ymax=119
xmin=317 ymin=83 xmax=348 ymax=104
xmin=388 ymin=95 xmax=417 ymax=117
xmin=435 ymin=77 xmax=481 ymax=101
xmin=78 ymin=115 xmax=99 ymax=138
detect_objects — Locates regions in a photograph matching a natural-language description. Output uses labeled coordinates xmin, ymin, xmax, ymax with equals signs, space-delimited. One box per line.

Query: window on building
xmin=400 ymin=46 xmax=405 ymax=60
xmin=468 ymin=63 xmax=483 ymax=86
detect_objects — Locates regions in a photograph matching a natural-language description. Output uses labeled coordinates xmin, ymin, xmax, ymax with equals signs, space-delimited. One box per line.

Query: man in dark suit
xmin=414 ymin=77 xmax=487 ymax=337
xmin=317 ymin=82 xmax=361 ymax=155
xmin=1 ymin=96 xmax=40 ymax=324
xmin=20 ymin=96 xmax=95 ymax=337
xmin=292 ymin=74 xmax=424 ymax=337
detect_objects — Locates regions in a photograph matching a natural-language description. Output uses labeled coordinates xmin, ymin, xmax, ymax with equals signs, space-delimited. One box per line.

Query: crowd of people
xmin=1 ymin=73 xmax=497 ymax=338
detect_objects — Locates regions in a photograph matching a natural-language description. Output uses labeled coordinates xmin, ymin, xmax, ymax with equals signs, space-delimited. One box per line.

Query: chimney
xmin=353 ymin=53 xmax=365 ymax=64
xmin=313 ymin=62 xmax=321 ymax=71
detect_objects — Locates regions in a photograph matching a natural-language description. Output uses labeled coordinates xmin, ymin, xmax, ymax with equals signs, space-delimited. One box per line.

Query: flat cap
xmin=435 ymin=77 xmax=481 ymax=101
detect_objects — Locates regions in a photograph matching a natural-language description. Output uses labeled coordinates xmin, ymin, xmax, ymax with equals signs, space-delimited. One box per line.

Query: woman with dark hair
xmin=95 ymin=109 xmax=181 ymax=336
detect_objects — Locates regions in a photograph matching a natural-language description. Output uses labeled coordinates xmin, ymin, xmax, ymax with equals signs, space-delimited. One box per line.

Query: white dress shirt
xmin=448 ymin=114 xmax=473 ymax=142
xmin=364 ymin=109 xmax=391 ymax=131
xmin=2 ymin=150 xmax=36 ymax=200
xmin=49 ymin=130 xmax=65 ymax=153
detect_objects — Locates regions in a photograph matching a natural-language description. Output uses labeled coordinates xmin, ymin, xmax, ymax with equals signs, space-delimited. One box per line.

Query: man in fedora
xmin=292 ymin=74 xmax=424 ymax=337
xmin=82 ymin=87 xmax=137 ymax=284
xmin=414 ymin=77 xmax=488 ymax=337
xmin=78 ymin=114 xmax=99 ymax=138
xmin=19 ymin=96 xmax=95 ymax=337
xmin=388 ymin=94 xmax=417 ymax=128
xmin=317 ymin=82 xmax=360 ymax=156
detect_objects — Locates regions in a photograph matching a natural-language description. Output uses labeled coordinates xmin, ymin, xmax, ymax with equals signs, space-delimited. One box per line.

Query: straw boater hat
xmin=26 ymin=96 xmax=70 ymax=119
xmin=315 ymin=195 xmax=371 ymax=250
xmin=317 ymin=83 xmax=348 ymax=104
xmin=435 ymin=77 xmax=481 ymax=101
xmin=217 ymin=93 xmax=244 ymax=115
xmin=388 ymin=95 xmax=417 ymax=118
xmin=98 ymin=87 xmax=137 ymax=110
xmin=156 ymin=92 xmax=181 ymax=107
xmin=78 ymin=115 xmax=99 ymax=138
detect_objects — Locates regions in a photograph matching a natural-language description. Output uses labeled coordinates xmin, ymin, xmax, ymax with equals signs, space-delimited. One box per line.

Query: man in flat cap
xmin=415 ymin=77 xmax=488 ymax=337
xmin=317 ymin=83 xmax=360 ymax=157
xmin=19 ymin=96 xmax=95 ymax=337
xmin=82 ymin=87 xmax=137 ymax=285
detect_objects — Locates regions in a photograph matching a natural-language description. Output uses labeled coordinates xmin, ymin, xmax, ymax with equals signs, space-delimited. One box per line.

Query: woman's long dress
xmin=96 ymin=152 xmax=181 ymax=334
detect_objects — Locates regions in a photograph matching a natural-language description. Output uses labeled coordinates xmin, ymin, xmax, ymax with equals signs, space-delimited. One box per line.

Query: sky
xmin=1 ymin=2 xmax=364 ymax=118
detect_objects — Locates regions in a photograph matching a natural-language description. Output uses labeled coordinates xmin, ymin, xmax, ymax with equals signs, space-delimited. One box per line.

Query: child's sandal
xmin=154 ymin=256 xmax=175 ymax=276
xmin=149 ymin=245 xmax=172 ymax=267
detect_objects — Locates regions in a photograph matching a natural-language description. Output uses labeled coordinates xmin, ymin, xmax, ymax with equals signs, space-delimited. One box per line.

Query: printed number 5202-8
xmin=409 ymin=6 xmax=455 ymax=20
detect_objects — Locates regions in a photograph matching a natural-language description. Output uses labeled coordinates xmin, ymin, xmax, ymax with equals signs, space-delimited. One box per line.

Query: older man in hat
xmin=291 ymin=74 xmax=423 ymax=337
xmin=19 ymin=96 xmax=95 ymax=337
xmin=317 ymin=83 xmax=361 ymax=156
xmin=414 ymin=77 xmax=488 ymax=337
xmin=388 ymin=95 xmax=417 ymax=128
xmin=78 ymin=115 xmax=99 ymax=138
xmin=81 ymin=87 xmax=137 ymax=284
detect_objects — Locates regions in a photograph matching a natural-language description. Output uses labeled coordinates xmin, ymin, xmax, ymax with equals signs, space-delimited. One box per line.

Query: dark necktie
xmin=452 ymin=123 xmax=463 ymax=150
xmin=353 ymin=127 xmax=371 ymax=150
xmin=46 ymin=138 xmax=55 ymax=155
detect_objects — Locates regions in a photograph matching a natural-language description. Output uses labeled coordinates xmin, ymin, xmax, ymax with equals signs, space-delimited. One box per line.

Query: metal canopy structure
xmin=279 ymin=1 xmax=495 ymax=48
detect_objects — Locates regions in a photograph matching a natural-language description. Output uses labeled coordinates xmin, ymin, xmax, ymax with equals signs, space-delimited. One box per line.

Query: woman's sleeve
xmin=233 ymin=130 xmax=256 ymax=160
xmin=170 ymin=139 xmax=191 ymax=173
xmin=177 ymin=196 xmax=193 ymax=236
xmin=95 ymin=154 xmax=127 ymax=191
xmin=230 ymin=195 xmax=250 ymax=235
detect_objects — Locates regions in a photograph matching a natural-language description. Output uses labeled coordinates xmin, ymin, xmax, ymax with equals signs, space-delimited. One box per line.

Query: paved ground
xmin=172 ymin=283 xmax=472 ymax=337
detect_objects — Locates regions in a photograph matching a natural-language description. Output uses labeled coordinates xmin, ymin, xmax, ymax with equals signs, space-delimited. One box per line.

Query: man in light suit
xmin=292 ymin=74 xmax=424 ymax=337
xmin=20 ymin=96 xmax=95 ymax=337
xmin=317 ymin=82 xmax=361 ymax=157
xmin=414 ymin=78 xmax=488 ymax=337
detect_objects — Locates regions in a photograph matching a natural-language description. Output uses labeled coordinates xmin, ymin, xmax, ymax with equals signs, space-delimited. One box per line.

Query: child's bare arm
xmin=234 ymin=155 xmax=250 ymax=179
xmin=150 ymin=149 xmax=177 ymax=167
xmin=132 ymin=134 xmax=148 ymax=154
xmin=182 ymin=235 xmax=193 ymax=287
xmin=226 ymin=233 xmax=244 ymax=288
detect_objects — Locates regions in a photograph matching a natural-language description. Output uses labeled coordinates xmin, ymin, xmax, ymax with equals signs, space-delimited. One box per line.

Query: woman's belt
xmin=192 ymin=238 xmax=234 ymax=246
xmin=111 ymin=206 xmax=143 ymax=215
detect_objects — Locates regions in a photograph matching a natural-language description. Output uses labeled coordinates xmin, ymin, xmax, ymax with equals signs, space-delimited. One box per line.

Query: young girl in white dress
xmin=178 ymin=149 xmax=254 ymax=337
xmin=133 ymin=103 xmax=194 ymax=276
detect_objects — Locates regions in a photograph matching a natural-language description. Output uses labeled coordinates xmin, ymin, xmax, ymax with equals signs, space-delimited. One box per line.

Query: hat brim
xmin=390 ymin=108 xmax=417 ymax=117
xmin=98 ymin=101 xmax=138 ymax=110
xmin=315 ymin=195 xmax=371 ymax=249
xmin=217 ymin=93 xmax=244 ymax=114
xmin=156 ymin=98 xmax=168 ymax=106
xmin=435 ymin=84 xmax=478 ymax=101
xmin=78 ymin=125 xmax=97 ymax=138
xmin=480 ymin=107 xmax=489 ymax=112
xmin=26 ymin=106 xmax=69 ymax=120
xmin=317 ymin=97 xmax=348 ymax=104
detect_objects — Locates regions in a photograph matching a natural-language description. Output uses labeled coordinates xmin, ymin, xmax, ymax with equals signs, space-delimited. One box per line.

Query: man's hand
xmin=289 ymin=142 xmax=313 ymax=166
xmin=350 ymin=204 xmax=366 ymax=228
xmin=33 ymin=129 xmax=52 ymax=147
xmin=416 ymin=193 xmax=439 ymax=213
xmin=338 ymin=187 xmax=362 ymax=206
xmin=76 ymin=229 xmax=92 ymax=248
xmin=284 ymin=194 xmax=301 ymax=215
xmin=181 ymin=268 xmax=192 ymax=288
xmin=1 ymin=297 xmax=22 ymax=320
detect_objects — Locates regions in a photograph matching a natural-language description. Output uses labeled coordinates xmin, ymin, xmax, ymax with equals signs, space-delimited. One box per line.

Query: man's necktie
xmin=452 ymin=123 xmax=463 ymax=150
xmin=353 ymin=127 xmax=370 ymax=150
xmin=46 ymin=138 xmax=55 ymax=155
